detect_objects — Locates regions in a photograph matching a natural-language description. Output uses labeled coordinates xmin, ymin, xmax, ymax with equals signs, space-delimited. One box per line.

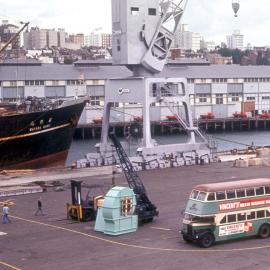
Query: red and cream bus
xmin=181 ymin=178 xmax=270 ymax=247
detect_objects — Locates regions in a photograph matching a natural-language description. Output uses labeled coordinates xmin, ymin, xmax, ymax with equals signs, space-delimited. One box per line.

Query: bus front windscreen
xmin=184 ymin=213 xmax=215 ymax=224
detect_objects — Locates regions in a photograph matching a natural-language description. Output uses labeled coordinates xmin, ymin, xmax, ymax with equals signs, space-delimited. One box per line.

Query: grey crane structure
xmin=100 ymin=0 xmax=213 ymax=165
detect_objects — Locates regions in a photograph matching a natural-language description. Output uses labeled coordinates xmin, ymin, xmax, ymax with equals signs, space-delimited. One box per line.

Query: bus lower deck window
xmin=266 ymin=210 xmax=270 ymax=217
xmin=237 ymin=213 xmax=246 ymax=221
xmin=220 ymin=216 xmax=226 ymax=224
xmin=227 ymin=214 xmax=236 ymax=223
xmin=257 ymin=210 xmax=265 ymax=218
xmin=247 ymin=211 xmax=255 ymax=220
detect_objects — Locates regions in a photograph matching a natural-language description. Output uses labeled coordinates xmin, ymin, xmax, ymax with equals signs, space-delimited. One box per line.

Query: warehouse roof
xmin=1 ymin=61 xmax=270 ymax=81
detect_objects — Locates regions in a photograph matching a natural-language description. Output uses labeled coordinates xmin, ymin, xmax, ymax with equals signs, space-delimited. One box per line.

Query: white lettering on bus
xmin=219 ymin=198 xmax=270 ymax=211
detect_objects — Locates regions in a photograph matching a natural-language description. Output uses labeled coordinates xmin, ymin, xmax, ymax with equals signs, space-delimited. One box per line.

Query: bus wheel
xmin=259 ymin=224 xmax=270 ymax=238
xmin=199 ymin=233 xmax=215 ymax=248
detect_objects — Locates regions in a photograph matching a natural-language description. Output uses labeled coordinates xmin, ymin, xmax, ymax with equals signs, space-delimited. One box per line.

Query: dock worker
xmin=35 ymin=197 xmax=44 ymax=216
xmin=2 ymin=204 xmax=11 ymax=224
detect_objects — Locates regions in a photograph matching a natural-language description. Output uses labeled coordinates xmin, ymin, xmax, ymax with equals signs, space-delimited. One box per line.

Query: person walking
xmin=35 ymin=197 xmax=44 ymax=216
xmin=2 ymin=204 xmax=11 ymax=224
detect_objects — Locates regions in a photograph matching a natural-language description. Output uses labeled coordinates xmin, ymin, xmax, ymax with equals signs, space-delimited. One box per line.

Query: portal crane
xmin=109 ymin=132 xmax=158 ymax=223
xmin=0 ymin=22 xmax=29 ymax=54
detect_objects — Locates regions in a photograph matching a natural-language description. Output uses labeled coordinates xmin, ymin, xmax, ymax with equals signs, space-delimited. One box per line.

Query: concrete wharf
xmin=1 ymin=163 xmax=270 ymax=270
xmin=75 ymin=117 xmax=270 ymax=139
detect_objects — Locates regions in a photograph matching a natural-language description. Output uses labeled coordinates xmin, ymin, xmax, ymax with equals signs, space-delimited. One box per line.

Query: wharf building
xmin=1 ymin=60 xmax=270 ymax=132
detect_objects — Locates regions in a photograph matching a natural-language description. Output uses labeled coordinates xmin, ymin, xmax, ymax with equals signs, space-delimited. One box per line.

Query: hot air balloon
xmin=232 ymin=0 xmax=240 ymax=17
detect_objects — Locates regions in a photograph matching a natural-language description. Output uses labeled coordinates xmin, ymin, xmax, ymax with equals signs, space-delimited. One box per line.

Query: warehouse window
xmin=216 ymin=94 xmax=223 ymax=104
xmin=198 ymin=94 xmax=207 ymax=103
xmin=117 ymin=39 xmax=121 ymax=52
xmin=148 ymin=8 xmax=156 ymax=16
xmin=90 ymin=96 xmax=104 ymax=106
xmin=131 ymin=7 xmax=139 ymax=15
xmin=230 ymin=93 xmax=241 ymax=102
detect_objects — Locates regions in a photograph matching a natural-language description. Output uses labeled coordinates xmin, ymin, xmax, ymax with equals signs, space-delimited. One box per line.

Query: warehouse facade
xmin=0 ymin=60 xmax=270 ymax=124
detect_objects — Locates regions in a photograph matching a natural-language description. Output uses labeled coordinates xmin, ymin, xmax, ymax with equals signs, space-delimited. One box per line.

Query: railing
xmin=163 ymin=101 xmax=218 ymax=151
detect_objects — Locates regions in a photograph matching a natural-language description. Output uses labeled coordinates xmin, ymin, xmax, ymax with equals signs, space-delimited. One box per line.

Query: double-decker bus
xmin=181 ymin=178 xmax=270 ymax=248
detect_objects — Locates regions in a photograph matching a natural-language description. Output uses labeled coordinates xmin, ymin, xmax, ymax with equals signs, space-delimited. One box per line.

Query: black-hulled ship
xmin=0 ymin=97 xmax=86 ymax=169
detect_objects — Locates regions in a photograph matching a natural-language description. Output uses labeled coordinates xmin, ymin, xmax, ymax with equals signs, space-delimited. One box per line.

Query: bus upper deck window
xmin=265 ymin=186 xmax=270 ymax=194
xmin=207 ymin=192 xmax=215 ymax=201
xmin=190 ymin=190 xmax=199 ymax=200
xmin=197 ymin=192 xmax=207 ymax=201
xmin=246 ymin=188 xmax=255 ymax=197
xmin=226 ymin=190 xmax=236 ymax=199
xmin=255 ymin=187 xmax=265 ymax=196
xmin=236 ymin=189 xmax=245 ymax=198
xmin=216 ymin=192 xmax=226 ymax=200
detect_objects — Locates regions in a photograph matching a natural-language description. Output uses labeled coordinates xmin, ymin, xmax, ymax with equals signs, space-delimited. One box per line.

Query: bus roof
xmin=194 ymin=178 xmax=270 ymax=192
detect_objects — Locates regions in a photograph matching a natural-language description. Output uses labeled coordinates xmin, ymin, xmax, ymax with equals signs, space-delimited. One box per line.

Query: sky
xmin=0 ymin=0 xmax=269 ymax=46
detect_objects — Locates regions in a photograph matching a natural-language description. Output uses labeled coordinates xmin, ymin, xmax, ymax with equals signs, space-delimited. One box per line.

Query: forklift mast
xmin=70 ymin=180 xmax=82 ymax=205
xmin=109 ymin=132 xmax=158 ymax=222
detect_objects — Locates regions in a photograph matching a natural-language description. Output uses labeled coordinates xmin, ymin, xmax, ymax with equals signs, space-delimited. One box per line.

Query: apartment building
xmin=174 ymin=24 xmax=201 ymax=52
xmin=227 ymin=30 xmax=244 ymax=50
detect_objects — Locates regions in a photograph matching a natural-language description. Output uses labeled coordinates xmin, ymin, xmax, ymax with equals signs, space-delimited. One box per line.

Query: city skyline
xmin=0 ymin=0 xmax=270 ymax=46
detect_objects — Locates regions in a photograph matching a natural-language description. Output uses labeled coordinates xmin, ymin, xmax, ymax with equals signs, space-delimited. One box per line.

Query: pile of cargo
xmin=234 ymin=148 xmax=270 ymax=167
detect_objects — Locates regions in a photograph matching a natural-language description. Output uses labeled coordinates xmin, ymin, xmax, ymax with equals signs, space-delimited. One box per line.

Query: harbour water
xmin=66 ymin=130 xmax=270 ymax=166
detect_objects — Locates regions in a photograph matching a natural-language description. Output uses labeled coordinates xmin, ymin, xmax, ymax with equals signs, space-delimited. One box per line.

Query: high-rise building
xmin=227 ymin=30 xmax=244 ymax=50
xmin=69 ymin=34 xmax=84 ymax=47
xmin=47 ymin=29 xmax=58 ymax=48
xmin=200 ymin=40 xmax=216 ymax=51
xmin=24 ymin=28 xmax=68 ymax=49
xmin=174 ymin=24 xmax=201 ymax=52
xmin=101 ymin=33 xmax=112 ymax=48
xmin=57 ymin=28 xmax=66 ymax=48
xmin=24 ymin=27 xmax=48 ymax=49
xmin=85 ymin=33 xmax=102 ymax=47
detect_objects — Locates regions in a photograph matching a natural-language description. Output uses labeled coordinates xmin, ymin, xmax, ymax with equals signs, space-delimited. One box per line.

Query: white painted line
xmin=0 ymin=232 xmax=7 ymax=236
xmin=151 ymin=226 xmax=172 ymax=231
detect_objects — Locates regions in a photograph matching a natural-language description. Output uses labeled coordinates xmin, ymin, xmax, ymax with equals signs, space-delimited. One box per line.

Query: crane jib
xmin=108 ymin=132 xmax=158 ymax=222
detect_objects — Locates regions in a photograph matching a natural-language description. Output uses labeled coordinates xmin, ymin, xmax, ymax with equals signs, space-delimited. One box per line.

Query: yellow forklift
xmin=66 ymin=180 xmax=103 ymax=222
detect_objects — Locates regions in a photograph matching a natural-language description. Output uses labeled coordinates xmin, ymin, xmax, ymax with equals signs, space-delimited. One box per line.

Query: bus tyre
xmin=199 ymin=233 xmax=215 ymax=248
xmin=259 ymin=224 xmax=270 ymax=238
